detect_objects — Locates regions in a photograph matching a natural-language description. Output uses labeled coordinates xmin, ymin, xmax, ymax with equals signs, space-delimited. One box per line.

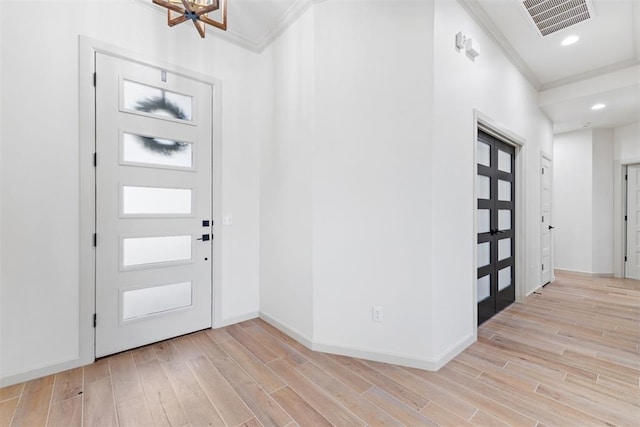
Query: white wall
xmin=431 ymin=0 xmax=553 ymax=354
xmin=312 ymin=0 xmax=435 ymax=361
xmin=613 ymin=122 xmax=640 ymax=277
xmin=553 ymin=130 xmax=595 ymax=273
xmin=592 ymin=129 xmax=614 ymax=275
xmin=259 ymin=9 xmax=314 ymax=340
xmin=614 ymin=122 xmax=640 ymax=162
xmin=0 ymin=0 xmax=4 ymax=380
xmin=0 ymin=0 xmax=265 ymax=384
xmin=262 ymin=0 xmax=552 ymax=368
xmin=554 ymin=128 xmax=618 ymax=275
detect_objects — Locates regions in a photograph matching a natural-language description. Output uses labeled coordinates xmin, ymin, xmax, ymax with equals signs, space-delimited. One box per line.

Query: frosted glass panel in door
xmin=498 ymin=238 xmax=511 ymax=261
xmin=498 ymin=180 xmax=512 ymax=201
xmin=123 ymin=80 xmax=193 ymax=121
xmin=498 ymin=210 xmax=511 ymax=230
xmin=477 ymin=141 xmax=490 ymax=167
xmin=498 ymin=266 xmax=512 ymax=290
xmin=122 ymin=235 xmax=192 ymax=267
xmin=122 ymin=186 xmax=192 ymax=216
xmin=122 ymin=282 xmax=192 ymax=321
xmin=498 ymin=150 xmax=512 ymax=173
xmin=122 ymin=132 xmax=193 ymax=169
xmin=477 ymin=175 xmax=490 ymax=200
xmin=477 ymin=275 xmax=490 ymax=302
xmin=478 ymin=209 xmax=490 ymax=233
xmin=478 ymin=242 xmax=490 ymax=267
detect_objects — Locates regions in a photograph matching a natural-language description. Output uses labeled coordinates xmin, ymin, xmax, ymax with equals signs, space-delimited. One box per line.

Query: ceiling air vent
xmin=517 ymin=0 xmax=595 ymax=37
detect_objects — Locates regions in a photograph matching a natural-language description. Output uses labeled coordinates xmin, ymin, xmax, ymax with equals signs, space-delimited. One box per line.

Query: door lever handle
xmin=197 ymin=234 xmax=210 ymax=241
xmin=548 ymin=225 xmax=555 ymax=230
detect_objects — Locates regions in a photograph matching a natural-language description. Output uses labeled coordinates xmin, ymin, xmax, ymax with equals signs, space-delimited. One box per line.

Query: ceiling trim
xmin=249 ymin=0 xmax=315 ymax=52
xmin=456 ymin=0 xmax=542 ymax=90
xmin=133 ymin=0 xmax=316 ymax=53
xmin=540 ymin=58 xmax=640 ymax=91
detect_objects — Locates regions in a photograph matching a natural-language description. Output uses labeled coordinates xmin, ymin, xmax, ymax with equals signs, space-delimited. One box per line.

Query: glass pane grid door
xmin=477 ymin=130 xmax=515 ymax=325
xmin=95 ymin=53 xmax=213 ymax=357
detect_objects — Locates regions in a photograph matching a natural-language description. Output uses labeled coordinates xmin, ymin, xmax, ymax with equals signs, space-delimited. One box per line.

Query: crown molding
xmin=456 ymin=0 xmax=542 ymax=90
xmin=249 ymin=0 xmax=315 ymax=52
xmin=540 ymin=59 xmax=640 ymax=91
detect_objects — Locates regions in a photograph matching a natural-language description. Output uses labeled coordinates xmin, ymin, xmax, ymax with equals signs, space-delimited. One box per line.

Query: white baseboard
xmin=2 ymin=312 xmax=259 ymax=387
xmin=215 ymin=311 xmax=259 ymax=328
xmin=0 ymin=356 xmax=92 ymax=388
xmin=2 ymin=312 xmax=474 ymax=386
xmin=259 ymin=312 xmax=314 ymax=349
xmin=259 ymin=312 xmax=475 ymax=372
xmin=555 ymin=269 xmax=614 ymax=278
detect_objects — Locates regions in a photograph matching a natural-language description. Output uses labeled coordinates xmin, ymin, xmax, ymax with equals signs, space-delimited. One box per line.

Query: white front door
xmin=541 ymin=155 xmax=553 ymax=285
xmin=95 ymin=53 xmax=213 ymax=357
xmin=626 ymin=164 xmax=640 ymax=279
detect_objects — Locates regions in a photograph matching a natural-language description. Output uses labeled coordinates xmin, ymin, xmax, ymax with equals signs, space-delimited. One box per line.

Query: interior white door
xmin=626 ymin=164 xmax=640 ymax=279
xmin=541 ymin=155 xmax=553 ymax=285
xmin=95 ymin=53 xmax=213 ymax=357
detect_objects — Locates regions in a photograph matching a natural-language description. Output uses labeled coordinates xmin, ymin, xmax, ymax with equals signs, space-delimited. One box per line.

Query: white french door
xmin=95 ymin=53 xmax=213 ymax=357
xmin=625 ymin=164 xmax=640 ymax=280
xmin=541 ymin=155 xmax=553 ymax=285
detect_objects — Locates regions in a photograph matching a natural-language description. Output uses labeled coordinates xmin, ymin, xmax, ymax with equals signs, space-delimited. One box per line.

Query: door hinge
xmin=625 ymin=215 xmax=628 ymax=221
xmin=542 ymin=264 xmax=544 ymax=271
xmin=541 ymin=168 xmax=544 ymax=174
xmin=625 ymin=174 xmax=628 ymax=181
xmin=93 ymin=72 xmax=96 ymax=87
xmin=93 ymin=153 xmax=97 ymax=167
xmin=93 ymin=313 xmax=97 ymax=328
xmin=625 ymin=255 xmax=628 ymax=262
xmin=542 ymin=215 xmax=544 ymax=223
xmin=93 ymin=233 xmax=97 ymax=247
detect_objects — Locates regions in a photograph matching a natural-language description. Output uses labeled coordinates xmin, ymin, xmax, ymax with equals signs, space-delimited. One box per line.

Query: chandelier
xmin=152 ymin=0 xmax=227 ymax=38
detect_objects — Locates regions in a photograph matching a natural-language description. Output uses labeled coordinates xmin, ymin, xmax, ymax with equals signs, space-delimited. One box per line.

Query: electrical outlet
xmin=372 ymin=306 xmax=383 ymax=323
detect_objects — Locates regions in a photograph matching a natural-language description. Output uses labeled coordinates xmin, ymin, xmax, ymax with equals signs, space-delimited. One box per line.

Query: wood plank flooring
xmin=1 ymin=272 xmax=639 ymax=426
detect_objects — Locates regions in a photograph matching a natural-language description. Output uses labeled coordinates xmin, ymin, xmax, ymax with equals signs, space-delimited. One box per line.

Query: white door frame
xmin=614 ymin=159 xmax=640 ymax=277
xmin=473 ymin=110 xmax=527 ymax=333
xmin=540 ymin=152 xmax=554 ymax=285
xmin=79 ymin=36 xmax=223 ymax=365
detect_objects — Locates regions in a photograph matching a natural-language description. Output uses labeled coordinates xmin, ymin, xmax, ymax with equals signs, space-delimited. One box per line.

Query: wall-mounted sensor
xmin=455 ymin=31 xmax=467 ymax=50
xmin=465 ymin=38 xmax=480 ymax=59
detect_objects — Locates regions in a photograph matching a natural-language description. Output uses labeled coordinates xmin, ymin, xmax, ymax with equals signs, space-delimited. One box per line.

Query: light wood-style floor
xmin=1 ymin=272 xmax=639 ymax=426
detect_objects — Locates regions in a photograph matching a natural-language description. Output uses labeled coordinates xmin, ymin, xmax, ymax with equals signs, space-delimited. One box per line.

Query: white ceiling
xmin=465 ymin=0 xmax=640 ymax=134
xmin=145 ymin=0 xmax=640 ymax=135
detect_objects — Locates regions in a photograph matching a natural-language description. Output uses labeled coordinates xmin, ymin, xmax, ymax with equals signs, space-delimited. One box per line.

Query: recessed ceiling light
xmin=591 ymin=103 xmax=606 ymax=110
xmin=561 ymin=35 xmax=580 ymax=46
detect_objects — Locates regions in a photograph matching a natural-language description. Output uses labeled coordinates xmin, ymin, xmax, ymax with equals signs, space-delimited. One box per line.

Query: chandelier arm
xmin=152 ymin=0 xmax=185 ymax=14
xmin=196 ymin=3 xmax=220 ymax=16
xmin=168 ymin=14 xmax=189 ymax=27
xmin=181 ymin=0 xmax=194 ymax=13
xmin=193 ymin=20 xmax=206 ymax=38
xmin=200 ymin=13 xmax=226 ymax=30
